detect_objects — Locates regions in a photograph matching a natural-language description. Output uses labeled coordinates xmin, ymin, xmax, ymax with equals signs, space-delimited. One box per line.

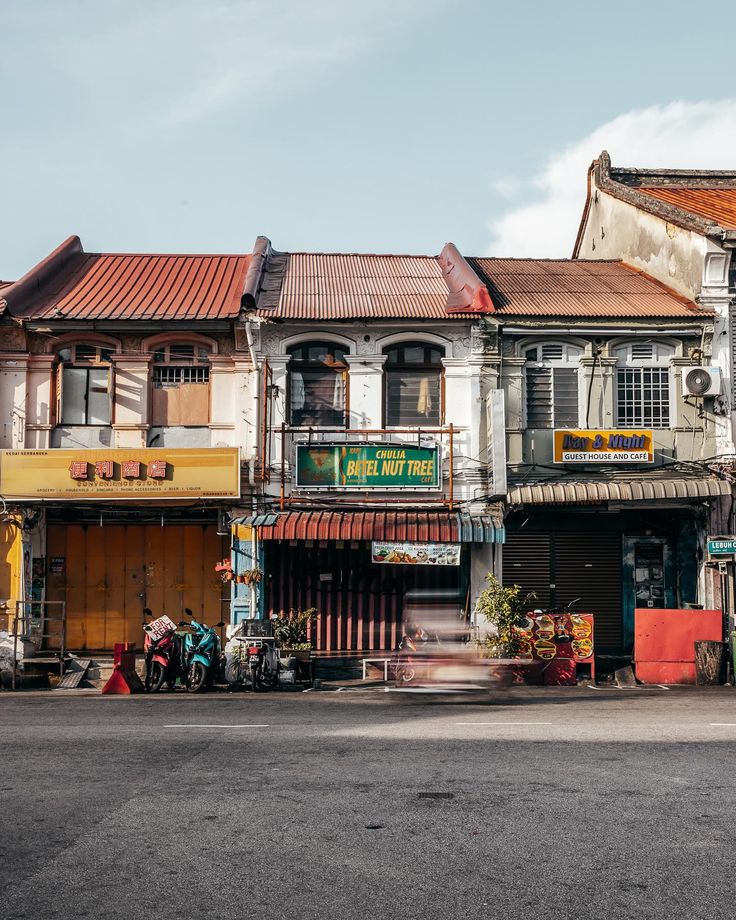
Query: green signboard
xmin=295 ymin=443 xmax=441 ymax=490
xmin=707 ymin=536 xmax=736 ymax=556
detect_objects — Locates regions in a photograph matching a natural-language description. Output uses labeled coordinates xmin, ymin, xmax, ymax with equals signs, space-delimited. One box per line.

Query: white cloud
xmin=487 ymin=100 xmax=736 ymax=258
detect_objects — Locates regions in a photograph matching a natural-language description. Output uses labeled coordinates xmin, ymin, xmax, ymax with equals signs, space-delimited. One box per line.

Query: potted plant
xmin=241 ymin=568 xmax=263 ymax=586
xmin=272 ymin=607 xmax=317 ymax=662
xmin=473 ymin=574 xmax=536 ymax=684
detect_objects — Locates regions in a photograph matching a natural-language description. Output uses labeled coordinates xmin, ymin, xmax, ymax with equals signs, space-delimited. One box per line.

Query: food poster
xmin=513 ymin=613 xmax=594 ymax=662
xmin=371 ymin=541 xmax=461 ymax=566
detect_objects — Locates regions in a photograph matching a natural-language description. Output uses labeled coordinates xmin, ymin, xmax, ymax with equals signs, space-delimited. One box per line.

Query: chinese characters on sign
xmin=68 ymin=459 xmax=168 ymax=482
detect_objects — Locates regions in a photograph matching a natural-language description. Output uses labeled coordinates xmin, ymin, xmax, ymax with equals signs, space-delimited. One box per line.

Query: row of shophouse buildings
xmin=2 ymin=151 xmax=736 ymax=663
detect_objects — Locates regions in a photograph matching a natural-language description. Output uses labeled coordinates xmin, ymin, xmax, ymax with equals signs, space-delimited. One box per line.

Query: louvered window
xmin=524 ymin=342 xmax=581 ymax=429
xmin=289 ymin=342 xmax=347 ymax=427
xmin=383 ymin=343 xmax=444 ymax=427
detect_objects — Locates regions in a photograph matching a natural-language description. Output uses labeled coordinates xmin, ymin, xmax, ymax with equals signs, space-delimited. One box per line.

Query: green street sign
xmin=707 ymin=536 xmax=736 ymax=556
xmin=295 ymin=443 xmax=441 ymax=490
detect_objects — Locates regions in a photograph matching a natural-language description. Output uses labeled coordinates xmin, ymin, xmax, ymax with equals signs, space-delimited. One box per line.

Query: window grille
xmin=616 ymin=367 xmax=670 ymax=427
xmin=152 ymin=366 xmax=210 ymax=388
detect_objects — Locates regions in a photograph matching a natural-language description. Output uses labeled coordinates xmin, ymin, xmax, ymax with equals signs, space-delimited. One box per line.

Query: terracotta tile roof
xmin=1 ymin=236 xmax=251 ymax=321
xmin=254 ymin=251 xmax=477 ymax=320
xmin=637 ymin=187 xmax=736 ymax=230
xmin=468 ymin=258 xmax=705 ymax=318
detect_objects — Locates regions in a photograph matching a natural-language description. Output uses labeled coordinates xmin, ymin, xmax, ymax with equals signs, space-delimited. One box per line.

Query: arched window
xmin=288 ymin=341 xmax=347 ymax=427
xmin=56 ymin=343 xmax=113 ymax=425
xmin=152 ymin=342 xmax=211 ymax=426
xmin=383 ymin=342 xmax=444 ymax=427
xmin=612 ymin=341 xmax=674 ymax=428
xmin=524 ymin=341 xmax=581 ymax=429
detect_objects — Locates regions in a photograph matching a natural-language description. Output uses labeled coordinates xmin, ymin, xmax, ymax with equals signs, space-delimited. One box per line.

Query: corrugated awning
xmin=507 ymin=477 xmax=732 ymax=506
xmin=257 ymin=510 xmax=504 ymax=543
xmin=231 ymin=513 xmax=280 ymax=527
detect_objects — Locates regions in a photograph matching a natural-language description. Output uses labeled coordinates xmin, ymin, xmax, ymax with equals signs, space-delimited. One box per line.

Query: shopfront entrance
xmin=264 ymin=540 xmax=466 ymax=653
xmin=503 ymin=505 xmax=703 ymax=653
xmin=45 ymin=521 xmax=226 ymax=651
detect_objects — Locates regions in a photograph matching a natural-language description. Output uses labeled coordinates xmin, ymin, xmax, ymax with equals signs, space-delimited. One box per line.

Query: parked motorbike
xmin=180 ymin=609 xmax=224 ymax=693
xmin=143 ymin=608 xmax=185 ymax=692
xmin=226 ymin=636 xmax=280 ymax=692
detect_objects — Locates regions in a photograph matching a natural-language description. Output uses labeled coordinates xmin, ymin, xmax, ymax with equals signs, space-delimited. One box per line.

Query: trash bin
xmin=694 ymin=640 xmax=725 ymax=686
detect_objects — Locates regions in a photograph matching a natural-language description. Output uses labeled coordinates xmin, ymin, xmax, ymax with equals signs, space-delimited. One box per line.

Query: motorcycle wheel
xmin=250 ymin=664 xmax=261 ymax=693
xmin=145 ymin=661 xmax=166 ymax=693
xmin=187 ymin=662 xmax=207 ymax=693
xmin=261 ymin=668 xmax=278 ymax=690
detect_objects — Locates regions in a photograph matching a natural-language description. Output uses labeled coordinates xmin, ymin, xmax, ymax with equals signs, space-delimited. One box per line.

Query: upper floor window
xmin=524 ymin=342 xmax=581 ymax=428
xmin=613 ymin=341 xmax=673 ymax=429
xmin=56 ymin=344 xmax=113 ymax=426
xmin=383 ymin=342 xmax=444 ymax=427
xmin=288 ymin=341 xmax=347 ymax=427
xmin=151 ymin=343 xmax=211 ymax=426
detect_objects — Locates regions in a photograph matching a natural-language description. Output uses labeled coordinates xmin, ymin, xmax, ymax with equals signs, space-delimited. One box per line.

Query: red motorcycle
xmin=143 ymin=609 xmax=185 ymax=692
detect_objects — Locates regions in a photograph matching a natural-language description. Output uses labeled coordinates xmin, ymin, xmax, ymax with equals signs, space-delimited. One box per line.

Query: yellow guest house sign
xmin=553 ymin=429 xmax=654 ymax=464
xmin=0 ymin=448 xmax=241 ymax=500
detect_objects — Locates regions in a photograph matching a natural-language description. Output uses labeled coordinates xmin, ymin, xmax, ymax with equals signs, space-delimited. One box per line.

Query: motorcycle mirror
xmin=177 ymin=620 xmax=186 ymax=627
xmin=215 ymin=621 xmax=225 ymax=627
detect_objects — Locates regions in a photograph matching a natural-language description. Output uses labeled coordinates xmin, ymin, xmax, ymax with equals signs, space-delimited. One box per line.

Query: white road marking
xmin=456 ymin=721 xmax=552 ymax=726
xmin=710 ymin=723 xmax=736 ymax=727
xmin=163 ymin=724 xmax=269 ymax=728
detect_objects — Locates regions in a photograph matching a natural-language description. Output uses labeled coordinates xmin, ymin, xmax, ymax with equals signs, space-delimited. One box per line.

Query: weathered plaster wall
xmin=577 ymin=190 xmax=708 ymax=301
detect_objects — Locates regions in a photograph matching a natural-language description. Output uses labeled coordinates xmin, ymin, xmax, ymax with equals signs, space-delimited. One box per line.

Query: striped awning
xmin=507 ymin=476 xmax=731 ymax=506
xmin=230 ymin=513 xmax=280 ymax=527
xmin=256 ymin=510 xmax=504 ymax=543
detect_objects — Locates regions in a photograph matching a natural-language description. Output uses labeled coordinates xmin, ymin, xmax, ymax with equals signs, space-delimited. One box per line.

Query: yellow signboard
xmin=553 ymin=429 xmax=654 ymax=464
xmin=0 ymin=448 xmax=241 ymax=500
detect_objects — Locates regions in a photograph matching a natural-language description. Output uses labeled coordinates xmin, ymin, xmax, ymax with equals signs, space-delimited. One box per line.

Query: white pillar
xmin=111 ymin=354 xmax=151 ymax=448
xmin=345 ymin=354 xmax=387 ymax=429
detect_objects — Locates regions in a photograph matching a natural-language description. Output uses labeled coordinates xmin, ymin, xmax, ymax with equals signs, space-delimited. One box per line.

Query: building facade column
xmin=345 ymin=354 xmax=387 ymax=429
xmin=20 ymin=354 xmax=49 ymax=449
xmin=111 ymin=354 xmax=152 ymax=448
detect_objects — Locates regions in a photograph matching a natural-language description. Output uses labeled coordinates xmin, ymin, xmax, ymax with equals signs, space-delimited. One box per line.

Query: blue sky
xmin=1 ymin=0 xmax=734 ymax=277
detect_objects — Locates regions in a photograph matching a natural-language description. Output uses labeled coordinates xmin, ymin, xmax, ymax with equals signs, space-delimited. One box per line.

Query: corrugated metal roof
xmin=258 ymin=510 xmax=460 ymax=542
xmin=255 ymin=251 xmax=704 ymax=321
xmin=637 ymin=187 xmax=736 ymax=230
xmin=508 ymin=477 xmax=731 ymax=505
xmin=3 ymin=236 xmax=251 ymax=321
xmin=256 ymin=252 xmax=475 ymax=320
xmin=469 ymin=258 xmax=704 ymax=318
xmin=257 ymin=510 xmax=505 ymax=543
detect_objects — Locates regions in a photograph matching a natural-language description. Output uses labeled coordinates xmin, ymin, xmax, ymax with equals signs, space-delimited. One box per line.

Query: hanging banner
xmin=371 ymin=541 xmax=461 ymax=566
xmin=0 ymin=448 xmax=241 ymax=500
xmin=553 ymin=429 xmax=653 ymax=463
xmin=295 ymin=443 xmax=440 ymax=490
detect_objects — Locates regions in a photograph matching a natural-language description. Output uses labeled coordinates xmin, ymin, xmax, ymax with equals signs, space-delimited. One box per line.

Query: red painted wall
xmin=634 ymin=608 xmax=722 ymax=684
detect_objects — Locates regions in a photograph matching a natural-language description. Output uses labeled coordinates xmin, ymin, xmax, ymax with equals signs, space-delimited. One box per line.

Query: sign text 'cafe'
xmin=553 ymin=429 xmax=654 ymax=464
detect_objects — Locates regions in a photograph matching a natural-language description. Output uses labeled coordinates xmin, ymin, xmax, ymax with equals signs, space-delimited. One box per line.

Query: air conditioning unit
xmin=681 ymin=366 xmax=722 ymax=397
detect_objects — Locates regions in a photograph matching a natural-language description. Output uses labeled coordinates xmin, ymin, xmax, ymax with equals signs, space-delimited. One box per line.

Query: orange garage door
xmin=46 ymin=524 xmax=227 ymax=651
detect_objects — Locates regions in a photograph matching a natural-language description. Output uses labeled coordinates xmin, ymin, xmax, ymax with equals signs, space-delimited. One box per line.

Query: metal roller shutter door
xmin=554 ymin=532 xmax=622 ymax=651
xmin=502 ymin=532 xmax=552 ymax=610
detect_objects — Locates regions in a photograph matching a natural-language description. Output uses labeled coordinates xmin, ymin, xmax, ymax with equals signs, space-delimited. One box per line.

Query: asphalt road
xmin=1 ymin=686 xmax=735 ymax=920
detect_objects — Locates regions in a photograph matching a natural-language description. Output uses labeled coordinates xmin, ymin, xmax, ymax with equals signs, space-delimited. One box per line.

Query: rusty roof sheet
xmin=468 ymin=258 xmax=704 ymax=318
xmin=2 ymin=236 xmax=251 ymax=321
xmin=258 ymin=510 xmax=461 ymax=542
xmin=255 ymin=252 xmax=476 ymax=320
xmin=637 ymin=187 xmax=736 ymax=230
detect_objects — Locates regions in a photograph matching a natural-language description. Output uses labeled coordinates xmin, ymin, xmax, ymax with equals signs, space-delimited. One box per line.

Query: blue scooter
xmin=179 ymin=609 xmax=224 ymax=693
